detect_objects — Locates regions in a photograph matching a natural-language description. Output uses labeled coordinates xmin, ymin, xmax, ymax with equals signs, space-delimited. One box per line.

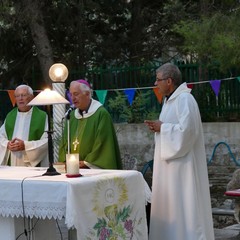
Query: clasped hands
xmin=144 ymin=120 xmax=162 ymax=133
xmin=79 ymin=160 xmax=86 ymax=168
xmin=7 ymin=138 xmax=25 ymax=152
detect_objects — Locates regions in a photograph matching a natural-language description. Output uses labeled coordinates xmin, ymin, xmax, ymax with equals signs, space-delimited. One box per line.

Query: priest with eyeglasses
xmin=0 ymin=84 xmax=48 ymax=167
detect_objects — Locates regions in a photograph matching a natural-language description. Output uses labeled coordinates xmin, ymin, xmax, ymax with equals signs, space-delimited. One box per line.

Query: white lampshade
xmin=49 ymin=63 xmax=68 ymax=82
xmin=27 ymin=88 xmax=69 ymax=106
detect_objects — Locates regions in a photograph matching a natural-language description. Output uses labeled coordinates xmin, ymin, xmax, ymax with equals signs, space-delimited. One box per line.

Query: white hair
xmin=70 ymin=81 xmax=92 ymax=97
xmin=15 ymin=85 xmax=33 ymax=95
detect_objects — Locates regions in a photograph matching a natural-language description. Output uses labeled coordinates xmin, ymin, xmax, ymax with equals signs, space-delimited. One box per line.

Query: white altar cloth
xmin=0 ymin=166 xmax=150 ymax=240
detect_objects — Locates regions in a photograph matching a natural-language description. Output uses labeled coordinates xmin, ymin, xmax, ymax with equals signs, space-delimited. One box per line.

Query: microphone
xmin=64 ymin=105 xmax=75 ymax=119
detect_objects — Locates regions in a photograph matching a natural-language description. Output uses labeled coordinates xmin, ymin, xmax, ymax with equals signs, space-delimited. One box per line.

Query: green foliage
xmin=117 ymin=206 xmax=131 ymax=222
xmin=0 ymin=0 xmax=204 ymax=88
xmin=91 ymin=204 xmax=136 ymax=239
xmin=93 ymin=217 xmax=107 ymax=235
xmin=107 ymin=91 xmax=129 ymax=123
xmin=173 ymin=11 xmax=240 ymax=72
xmin=108 ymin=90 xmax=159 ymax=123
xmin=146 ymin=109 xmax=159 ymax=120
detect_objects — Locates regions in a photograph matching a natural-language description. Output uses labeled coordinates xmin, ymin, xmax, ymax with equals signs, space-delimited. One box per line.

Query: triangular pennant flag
xmin=153 ymin=88 xmax=163 ymax=103
xmin=95 ymin=90 xmax=108 ymax=105
xmin=210 ymin=80 xmax=221 ymax=97
xmin=66 ymin=90 xmax=73 ymax=105
xmin=237 ymin=76 xmax=240 ymax=83
xmin=124 ymin=89 xmax=136 ymax=105
xmin=187 ymin=83 xmax=193 ymax=89
xmin=7 ymin=90 xmax=16 ymax=107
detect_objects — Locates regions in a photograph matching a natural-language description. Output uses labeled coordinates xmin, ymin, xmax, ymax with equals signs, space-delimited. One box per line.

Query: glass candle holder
xmin=66 ymin=154 xmax=81 ymax=177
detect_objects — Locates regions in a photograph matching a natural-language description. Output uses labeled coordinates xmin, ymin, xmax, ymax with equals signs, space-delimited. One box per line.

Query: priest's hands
xmin=79 ymin=160 xmax=88 ymax=169
xmin=144 ymin=120 xmax=162 ymax=133
xmin=7 ymin=138 xmax=25 ymax=152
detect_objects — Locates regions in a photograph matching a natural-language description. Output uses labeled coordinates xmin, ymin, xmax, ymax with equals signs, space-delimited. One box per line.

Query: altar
xmin=0 ymin=166 xmax=151 ymax=239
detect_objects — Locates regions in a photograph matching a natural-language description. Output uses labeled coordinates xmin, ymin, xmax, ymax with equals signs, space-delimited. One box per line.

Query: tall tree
xmin=173 ymin=5 xmax=240 ymax=73
xmin=18 ymin=0 xmax=54 ymax=87
xmin=1 ymin=0 xmax=240 ymax=88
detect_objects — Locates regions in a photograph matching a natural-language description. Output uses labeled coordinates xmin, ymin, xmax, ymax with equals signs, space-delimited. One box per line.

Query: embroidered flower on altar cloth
xmin=84 ymin=177 xmax=144 ymax=240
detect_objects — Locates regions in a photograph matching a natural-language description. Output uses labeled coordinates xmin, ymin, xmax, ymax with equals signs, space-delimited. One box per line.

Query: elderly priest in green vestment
xmin=0 ymin=85 xmax=49 ymax=167
xmin=59 ymin=80 xmax=122 ymax=169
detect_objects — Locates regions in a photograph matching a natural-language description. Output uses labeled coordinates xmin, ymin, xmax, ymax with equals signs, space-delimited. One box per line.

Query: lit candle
xmin=66 ymin=154 xmax=79 ymax=175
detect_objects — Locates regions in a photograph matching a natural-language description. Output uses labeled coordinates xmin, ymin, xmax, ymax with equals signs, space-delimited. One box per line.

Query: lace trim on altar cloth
xmin=0 ymin=200 xmax=66 ymax=219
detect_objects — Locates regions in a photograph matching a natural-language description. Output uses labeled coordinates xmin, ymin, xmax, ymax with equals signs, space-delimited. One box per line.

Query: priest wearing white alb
xmin=145 ymin=63 xmax=214 ymax=240
xmin=0 ymin=84 xmax=49 ymax=167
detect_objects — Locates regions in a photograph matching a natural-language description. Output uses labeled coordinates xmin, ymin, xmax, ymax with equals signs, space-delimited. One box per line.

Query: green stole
xmin=5 ymin=106 xmax=46 ymax=141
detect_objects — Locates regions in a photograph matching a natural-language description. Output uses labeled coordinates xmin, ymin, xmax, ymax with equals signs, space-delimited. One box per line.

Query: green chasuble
xmin=5 ymin=106 xmax=47 ymax=140
xmin=59 ymin=105 xmax=122 ymax=169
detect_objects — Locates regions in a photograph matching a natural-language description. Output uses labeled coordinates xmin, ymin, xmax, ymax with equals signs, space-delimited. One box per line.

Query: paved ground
xmin=55 ymin=218 xmax=240 ymax=240
xmin=215 ymin=225 xmax=240 ymax=240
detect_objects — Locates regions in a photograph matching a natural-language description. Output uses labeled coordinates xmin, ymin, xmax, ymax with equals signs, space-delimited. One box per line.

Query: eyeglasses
xmin=15 ymin=94 xmax=29 ymax=99
xmin=156 ymin=77 xmax=168 ymax=82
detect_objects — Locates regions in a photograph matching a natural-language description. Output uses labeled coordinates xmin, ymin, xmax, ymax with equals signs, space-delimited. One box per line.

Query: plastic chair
xmin=141 ymin=159 xmax=153 ymax=232
xmin=141 ymin=159 xmax=154 ymax=176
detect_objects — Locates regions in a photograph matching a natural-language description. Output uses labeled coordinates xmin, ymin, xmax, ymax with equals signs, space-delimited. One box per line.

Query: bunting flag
xmin=0 ymin=76 xmax=239 ymax=108
xmin=153 ymin=88 xmax=163 ymax=103
xmin=7 ymin=90 xmax=16 ymax=107
xmin=210 ymin=80 xmax=221 ymax=97
xmin=66 ymin=90 xmax=73 ymax=105
xmin=95 ymin=90 xmax=108 ymax=105
xmin=124 ymin=89 xmax=136 ymax=105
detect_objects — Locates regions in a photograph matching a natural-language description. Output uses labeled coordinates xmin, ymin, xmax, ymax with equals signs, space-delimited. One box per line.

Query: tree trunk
xmin=129 ymin=1 xmax=144 ymax=64
xmin=20 ymin=0 xmax=54 ymax=87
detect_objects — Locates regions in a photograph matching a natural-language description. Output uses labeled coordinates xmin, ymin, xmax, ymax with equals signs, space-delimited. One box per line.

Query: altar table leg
xmin=68 ymin=228 xmax=77 ymax=240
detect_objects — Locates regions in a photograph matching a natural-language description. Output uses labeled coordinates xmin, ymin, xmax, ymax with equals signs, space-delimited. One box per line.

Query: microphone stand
xmin=66 ymin=111 xmax=71 ymax=154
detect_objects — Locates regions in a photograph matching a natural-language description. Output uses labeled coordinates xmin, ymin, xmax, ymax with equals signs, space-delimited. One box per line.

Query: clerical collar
xmin=79 ymin=99 xmax=92 ymax=117
xmin=166 ymin=88 xmax=176 ymax=101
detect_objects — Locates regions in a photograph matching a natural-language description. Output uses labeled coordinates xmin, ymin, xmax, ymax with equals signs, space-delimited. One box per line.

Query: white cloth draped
xmin=65 ymin=169 xmax=149 ymax=240
xmin=0 ymin=167 xmax=66 ymax=219
xmin=0 ymin=167 xmax=150 ymax=240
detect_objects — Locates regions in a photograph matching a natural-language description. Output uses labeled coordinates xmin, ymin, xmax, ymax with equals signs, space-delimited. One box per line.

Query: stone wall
xmin=116 ymin=123 xmax=154 ymax=170
xmin=116 ymin=122 xmax=240 ymax=169
xmin=116 ymin=122 xmax=240 ymax=227
xmin=203 ymin=123 xmax=240 ymax=227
